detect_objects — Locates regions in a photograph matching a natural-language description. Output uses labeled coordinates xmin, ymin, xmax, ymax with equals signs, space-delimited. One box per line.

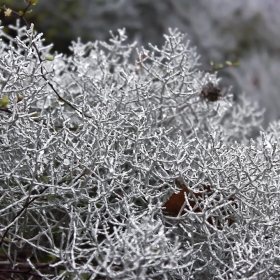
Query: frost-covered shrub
xmin=0 ymin=18 xmax=280 ymax=280
xmin=5 ymin=0 xmax=280 ymax=126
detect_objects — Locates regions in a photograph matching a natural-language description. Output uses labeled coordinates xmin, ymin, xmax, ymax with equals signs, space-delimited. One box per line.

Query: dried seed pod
xmin=201 ymin=82 xmax=221 ymax=101
xmin=163 ymin=178 xmax=236 ymax=227
xmin=163 ymin=178 xmax=212 ymax=215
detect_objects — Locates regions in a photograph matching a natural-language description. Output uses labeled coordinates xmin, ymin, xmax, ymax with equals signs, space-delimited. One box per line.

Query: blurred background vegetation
xmin=2 ymin=0 xmax=280 ymax=128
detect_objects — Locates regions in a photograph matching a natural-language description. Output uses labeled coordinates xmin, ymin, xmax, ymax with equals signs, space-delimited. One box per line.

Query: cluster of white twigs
xmin=0 ymin=2 xmax=279 ymax=279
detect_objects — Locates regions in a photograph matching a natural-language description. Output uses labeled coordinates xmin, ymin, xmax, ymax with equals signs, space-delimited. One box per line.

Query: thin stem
xmin=0 ymin=187 xmax=48 ymax=247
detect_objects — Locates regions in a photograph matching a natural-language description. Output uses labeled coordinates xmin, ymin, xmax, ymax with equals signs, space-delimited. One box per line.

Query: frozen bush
xmin=0 ymin=19 xmax=279 ymax=280
xmin=5 ymin=0 xmax=280 ymax=126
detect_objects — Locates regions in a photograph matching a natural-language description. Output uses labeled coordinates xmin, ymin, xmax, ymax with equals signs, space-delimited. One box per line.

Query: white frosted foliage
xmin=0 ymin=23 xmax=279 ymax=279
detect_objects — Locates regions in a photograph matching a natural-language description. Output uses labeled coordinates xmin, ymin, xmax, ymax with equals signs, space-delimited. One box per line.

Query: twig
xmin=0 ymin=187 xmax=48 ymax=247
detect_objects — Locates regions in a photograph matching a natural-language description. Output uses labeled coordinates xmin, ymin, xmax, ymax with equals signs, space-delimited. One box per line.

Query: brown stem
xmin=0 ymin=187 xmax=48 ymax=247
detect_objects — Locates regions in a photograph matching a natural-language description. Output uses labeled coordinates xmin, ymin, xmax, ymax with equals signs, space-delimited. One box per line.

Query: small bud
xmin=17 ymin=95 xmax=23 ymax=102
xmin=45 ymin=55 xmax=54 ymax=61
xmin=4 ymin=8 xmax=12 ymax=17
xmin=30 ymin=0 xmax=38 ymax=5
xmin=0 ymin=95 xmax=9 ymax=107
